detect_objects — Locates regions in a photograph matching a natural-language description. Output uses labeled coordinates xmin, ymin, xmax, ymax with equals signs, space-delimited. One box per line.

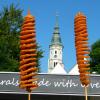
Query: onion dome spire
xmin=50 ymin=14 xmax=63 ymax=47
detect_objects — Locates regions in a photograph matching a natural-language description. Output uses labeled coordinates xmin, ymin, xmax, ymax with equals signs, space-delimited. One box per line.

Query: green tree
xmin=90 ymin=39 xmax=100 ymax=73
xmin=0 ymin=4 xmax=43 ymax=72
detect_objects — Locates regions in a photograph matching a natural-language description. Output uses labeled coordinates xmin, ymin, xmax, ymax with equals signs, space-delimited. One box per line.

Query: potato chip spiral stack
xmin=19 ymin=11 xmax=38 ymax=92
xmin=74 ymin=12 xmax=90 ymax=86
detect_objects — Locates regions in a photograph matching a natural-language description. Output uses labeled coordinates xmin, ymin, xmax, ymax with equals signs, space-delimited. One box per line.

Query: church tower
xmin=48 ymin=15 xmax=64 ymax=73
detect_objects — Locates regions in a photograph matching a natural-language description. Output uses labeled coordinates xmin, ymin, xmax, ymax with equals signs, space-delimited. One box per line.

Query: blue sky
xmin=0 ymin=0 xmax=100 ymax=73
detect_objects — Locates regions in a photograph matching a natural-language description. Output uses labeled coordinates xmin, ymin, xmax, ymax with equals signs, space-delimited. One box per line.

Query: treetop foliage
xmin=0 ymin=4 xmax=43 ymax=72
xmin=90 ymin=39 xmax=100 ymax=74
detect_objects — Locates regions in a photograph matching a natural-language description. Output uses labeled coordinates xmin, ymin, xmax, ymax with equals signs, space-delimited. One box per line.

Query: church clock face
xmin=54 ymin=55 xmax=57 ymax=58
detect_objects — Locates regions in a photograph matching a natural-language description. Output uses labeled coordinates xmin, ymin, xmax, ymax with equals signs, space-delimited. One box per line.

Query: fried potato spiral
xmin=74 ymin=12 xmax=90 ymax=86
xmin=19 ymin=11 xmax=38 ymax=92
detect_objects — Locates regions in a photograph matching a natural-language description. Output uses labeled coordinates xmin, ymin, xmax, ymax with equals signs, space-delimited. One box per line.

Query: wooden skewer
xmin=85 ymin=86 xmax=88 ymax=100
xmin=28 ymin=93 xmax=31 ymax=100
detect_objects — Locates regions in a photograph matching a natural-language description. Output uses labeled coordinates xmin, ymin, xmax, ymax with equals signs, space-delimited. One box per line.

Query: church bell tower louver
xmin=48 ymin=15 xmax=64 ymax=73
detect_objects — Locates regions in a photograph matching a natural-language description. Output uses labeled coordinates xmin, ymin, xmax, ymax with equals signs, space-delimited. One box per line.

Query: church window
xmin=54 ymin=62 xmax=58 ymax=67
xmin=56 ymin=62 xmax=58 ymax=65
xmin=54 ymin=62 xmax=56 ymax=67
xmin=55 ymin=51 xmax=57 ymax=54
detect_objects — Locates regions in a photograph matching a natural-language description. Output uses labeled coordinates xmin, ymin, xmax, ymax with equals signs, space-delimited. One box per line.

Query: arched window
xmin=54 ymin=62 xmax=58 ymax=67
xmin=55 ymin=51 xmax=57 ymax=54
xmin=56 ymin=62 xmax=58 ymax=65
xmin=54 ymin=62 xmax=56 ymax=67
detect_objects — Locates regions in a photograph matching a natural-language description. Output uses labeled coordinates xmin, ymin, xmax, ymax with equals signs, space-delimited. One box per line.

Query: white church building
xmin=48 ymin=16 xmax=79 ymax=75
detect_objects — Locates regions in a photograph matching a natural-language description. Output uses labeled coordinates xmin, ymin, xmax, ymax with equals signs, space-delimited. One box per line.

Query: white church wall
xmin=50 ymin=63 xmax=67 ymax=74
xmin=68 ymin=64 xmax=79 ymax=75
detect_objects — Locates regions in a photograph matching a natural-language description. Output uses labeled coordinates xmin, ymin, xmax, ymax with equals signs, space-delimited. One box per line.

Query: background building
xmin=48 ymin=16 xmax=79 ymax=75
xmin=48 ymin=16 xmax=66 ymax=74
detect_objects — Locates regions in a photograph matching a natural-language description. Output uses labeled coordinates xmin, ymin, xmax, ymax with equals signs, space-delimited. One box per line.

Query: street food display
xmin=18 ymin=9 xmax=91 ymax=100
xmin=74 ymin=12 xmax=90 ymax=100
xmin=19 ymin=10 xmax=38 ymax=93
xmin=74 ymin=12 xmax=90 ymax=86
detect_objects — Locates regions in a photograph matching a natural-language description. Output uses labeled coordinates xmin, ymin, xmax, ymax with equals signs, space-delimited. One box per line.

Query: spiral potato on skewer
xmin=74 ymin=12 xmax=90 ymax=86
xmin=19 ymin=11 xmax=38 ymax=92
